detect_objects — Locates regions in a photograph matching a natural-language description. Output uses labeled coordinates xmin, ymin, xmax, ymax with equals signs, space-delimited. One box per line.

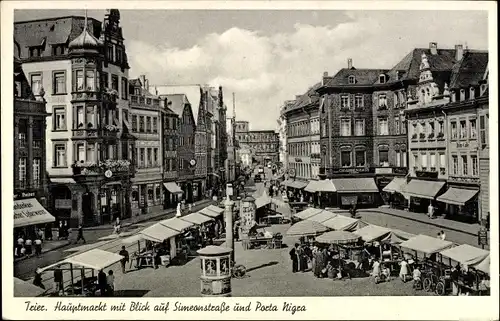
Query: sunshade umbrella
xmin=286 ymin=220 xmax=329 ymax=237
xmin=316 ymin=230 xmax=361 ymax=245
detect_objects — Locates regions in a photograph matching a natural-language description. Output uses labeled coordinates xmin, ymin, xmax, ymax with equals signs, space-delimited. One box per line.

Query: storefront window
xmin=148 ymin=187 xmax=154 ymax=201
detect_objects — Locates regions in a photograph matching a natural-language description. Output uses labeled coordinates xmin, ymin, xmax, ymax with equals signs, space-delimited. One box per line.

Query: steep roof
xmin=152 ymin=85 xmax=202 ymax=125
xmin=449 ymin=51 xmax=489 ymax=89
xmin=325 ymin=68 xmax=389 ymax=87
xmin=294 ymin=82 xmax=322 ymax=109
xmin=160 ymin=94 xmax=188 ymax=117
xmin=386 ymin=48 xmax=458 ymax=83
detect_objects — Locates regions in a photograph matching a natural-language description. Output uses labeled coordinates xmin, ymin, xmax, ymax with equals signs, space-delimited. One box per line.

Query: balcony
xmin=437 ymin=132 xmax=445 ymax=140
xmin=72 ymin=127 xmax=119 ymax=140
xmin=103 ymin=89 xmax=118 ymax=109
xmin=419 ymin=133 xmax=426 ymax=141
xmin=448 ymin=175 xmax=480 ymax=185
xmin=411 ymin=134 xmax=418 ymax=141
xmin=427 ymin=133 xmax=435 ymax=140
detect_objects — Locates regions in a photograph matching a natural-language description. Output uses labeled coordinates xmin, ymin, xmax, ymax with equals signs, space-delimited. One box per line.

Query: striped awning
xmin=403 ymin=179 xmax=446 ymax=200
xmin=304 ymin=179 xmax=336 ymax=193
xmin=332 ymin=178 xmax=379 ymax=193
xmin=382 ymin=177 xmax=408 ymax=193
xmin=436 ymin=187 xmax=478 ymax=206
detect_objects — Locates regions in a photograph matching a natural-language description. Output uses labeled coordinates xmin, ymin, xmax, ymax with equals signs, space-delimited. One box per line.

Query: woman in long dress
xmin=296 ymin=245 xmax=305 ymax=272
xmin=399 ymin=259 xmax=409 ymax=282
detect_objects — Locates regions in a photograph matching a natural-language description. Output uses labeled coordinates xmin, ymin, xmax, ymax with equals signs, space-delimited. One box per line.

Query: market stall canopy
xmin=289 ymin=180 xmax=308 ymax=189
xmin=280 ymin=179 xmax=294 ymax=187
xmin=180 ymin=212 xmax=213 ymax=225
xmin=439 ymin=244 xmax=489 ymax=266
xmin=286 ymin=220 xmax=329 ymax=237
xmin=159 ymin=217 xmax=194 ymax=232
xmin=331 ymin=178 xmax=379 ymax=193
xmin=14 ymin=198 xmax=55 ymax=228
xmin=400 ymin=234 xmax=454 ymax=255
xmin=140 ymin=223 xmax=179 ymax=243
xmin=121 ymin=233 xmax=145 ymax=244
xmin=322 ymin=215 xmax=367 ymax=231
xmin=306 ymin=210 xmax=337 ymax=223
xmin=382 ymin=177 xmax=408 ymax=193
xmin=304 ymin=179 xmax=337 ymax=193
xmin=402 ymin=179 xmax=446 ymax=200
xmin=436 ymin=187 xmax=479 ymax=206
xmin=388 ymin=229 xmax=415 ymax=244
xmin=354 ymin=225 xmax=392 ymax=243
xmin=198 ymin=207 xmax=220 ymax=218
xmin=316 ymin=230 xmax=361 ymax=245
xmin=294 ymin=207 xmax=323 ymax=220
xmin=50 ymin=177 xmax=76 ymax=184
xmin=255 ymin=196 xmax=272 ymax=209
xmin=207 ymin=205 xmax=225 ymax=215
xmin=163 ymin=182 xmax=183 ymax=194
xmin=472 ymin=255 xmax=490 ymax=274
xmin=63 ymin=249 xmax=124 ymax=271
xmin=14 ymin=278 xmax=47 ymax=297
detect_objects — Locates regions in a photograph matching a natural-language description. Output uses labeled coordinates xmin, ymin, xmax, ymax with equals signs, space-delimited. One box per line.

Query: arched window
xmin=379 ymin=74 xmax=386 ymax=84
xmin=354 ymin=145 xmax=366 ymax=167
xmin=469 ymin=87 xmax=475 ymax=100
xmin=340 ymin=145 xmax=352 ymax=167
xmin=378 ymin=144 xmax=390 ymax=167
xmin=450 ymin=90 xmax=456 ymax=102
xmin=460 ymin=89 xmax=466 ymax=101
xmin=348 ymin=75 xmax=356 ymax=84
xmin=394 ymin=92 xmax=399 ymax=107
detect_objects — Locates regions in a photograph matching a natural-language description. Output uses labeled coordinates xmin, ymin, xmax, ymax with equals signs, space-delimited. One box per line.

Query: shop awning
xmin=382 ymin=177 xmax=408 ymax=193
xmin=440 ymin=244 xmax=489 ymax=266
xmin=140 ymin=223 xmax=179 ymax=243
xmin=322 ymin=215 xmax=367 ymax=232
xmin=472 ymin=255 xmax=490 ymax=274
xmin=400 ymin=234 xmax=454 ymax=255
xmin=14 ymin=198 xmax=55 ymax=228
xmin=332 ymin=178 xmax=379 ymax=193
xmin=63 ymin=249 xmax=124 ymax=271
xmin=436 ymin=187 xmax=479 ymax=206
xmin=159 ymin=217 xmax=194 ymax=232
xmin=354 ymin=225 xmax=392 ymax=243
xmin=402 ymin=179 xmax=446 ymax=200
xmin=307 ymin=210 xmax=337 ymax=223
xmin=207 ymin=205 xmax=224 ymax=214
xmin=14 ymin=278 xmax=47 ymax=297
xmin=180 ymin=212 xmax=213 ymax=225
xmin=163 ymin=182 xmax=183 ymax=194
xmin=280 ymin=179 xmax=294 ymax=187
xmin=304 ymin=179 xmax=337 ymax=193
xmin=388 ymin=229 xmax=415 ymax=244
xmin=50 ymin=177 xmax=76 ymax=184
xmin=294 ymin=207 xmax=323 ymax=220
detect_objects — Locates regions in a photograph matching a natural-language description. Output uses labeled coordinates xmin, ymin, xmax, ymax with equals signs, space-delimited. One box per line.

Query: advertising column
xmin=239 ymin=196 xmax=256 ymax=250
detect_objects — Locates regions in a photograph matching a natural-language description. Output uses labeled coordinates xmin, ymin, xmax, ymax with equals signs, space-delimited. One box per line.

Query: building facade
xmin=14 ymin=57 xmax=50 ymax=229
xmin=277 ymin=100 xmax=293 ymax=169
xmin=236 ymin=128 xmax=279 ymax=165
xmin=161 ymin=102 xmax=181 ymax=209
xmin=282 ymin=85 xmax=321 ymax=181
xmin=15 ymin=10 xmax=135 ymax=226
xmin=129 ymin=75 xmax=163 ymax=215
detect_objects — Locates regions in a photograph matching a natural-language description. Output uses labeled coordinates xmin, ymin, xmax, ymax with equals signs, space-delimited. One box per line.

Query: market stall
xmin=322 ymin=215 xmax=367 ymax=232
xmin=304 ymin=179 xmax=337 ymax=208
xmin=315 ymin=230 xmax=362 ymax=276
xmin=180 ymin=212 xmax=214 ymax=226
xmin=293 ymin=207 xmax=323 ymax=221
xmin=306 ymin=210 xmax=337 ymax=224
xmin=286 ymin=220 xmax=329 ymax=242
xmin=206 ymin=205 xmax=225 ymax=216
xmin=36 ymin=248 xmax=124 ymax=296
xmin=199 ymin=207 xmax=223 ymax=219
xmin=354 ymin=225 xmax=391 ymax=243
xmin=439 ymin=244 xmax=489 ymax=268
xmin=399 ymin=234 xmax=454 ymax=260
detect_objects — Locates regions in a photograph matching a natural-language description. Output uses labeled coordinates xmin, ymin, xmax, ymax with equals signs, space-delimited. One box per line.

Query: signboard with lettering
xmin=14 ymin=191 xmax=37 ymax=200
xmin=332 ymin=167 xmax=374 ymax=174
xmin=239 ymin=198 xmax=256 ymax=236
xmin=14 ymin=198 xmax=55 ymax=228
xmin=375 ymin=168 xmax=393 ymax=174
xmin=478 ymin=229 xmax=488 ymax=247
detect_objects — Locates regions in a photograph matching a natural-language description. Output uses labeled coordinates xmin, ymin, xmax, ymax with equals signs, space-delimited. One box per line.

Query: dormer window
xmin=480 ymin=84 xmax=487 ymax=96
xmin=460 ymin=89 xmax=466 ymax=101
xmin=469 ymin=87 xmax=475 ymax=100
xmin=450 ymin=90 xmax=456 ymax=102
xmin=29 ymin=46 xmax=43 ymax=58
xmin=348 ymin=75 xmax=356 ymax=84
xmin=379 ymin=74 xmax=386 ymax=84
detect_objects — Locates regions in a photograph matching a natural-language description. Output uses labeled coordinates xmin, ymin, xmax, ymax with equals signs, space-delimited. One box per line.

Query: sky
xmin=15 ymin=9 xmax=489 ymax=130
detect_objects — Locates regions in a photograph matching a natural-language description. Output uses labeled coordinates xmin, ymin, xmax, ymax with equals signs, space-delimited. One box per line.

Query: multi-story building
xmin=129 ymin=75 xmax=163 ymax=215
xmin=282 ymin=84 xmax=321 ymax=181
xmin=158 ymin=94 xmax=196 ymax=202
xmin=317 ymin=61 xmax=385 ymax=206
xmin=235 ymin=127 xmax=279 ymax=165
xmin=277 ymin=100 xmax=294 ymax=169
xmin=438 ymin=50 xmax=488 ymax=223
xmin=161 ymin=101 xmax=182 ymax=209
xmin=225 ymin=117 xmax=237 ymax=182
xmin=477 ymin=68 xmax=490 ymax=227
xmin=13 ymin=57 xmax=51 ymax=232
xmin=15 ymin=10 xmax=135 ymax=226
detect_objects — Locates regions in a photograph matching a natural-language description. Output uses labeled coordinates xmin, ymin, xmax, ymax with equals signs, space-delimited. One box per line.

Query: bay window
xmin=469 ymin=118 xmax=477 ymax=139
xmin=76 ymin=70 xmax=84 ymax=91
xmin=86 ymin=70 xmax=95 ymax=91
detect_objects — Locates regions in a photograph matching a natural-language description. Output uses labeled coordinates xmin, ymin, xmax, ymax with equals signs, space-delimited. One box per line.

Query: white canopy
xmin=38 ymin=249 xmax=124 ymax=273
xmin=354 ymin=225 xmax=392 ymax=243
xmin=140 ymin=223 xmax=180 ymax=243
xmin=322 ymin=215 xmax=366 ymax=232
xmin=206 ymin=205 xmax=224 ymax=214
xmin=472 ymin=255 xmax=490 ymax=274
xmin=180 ymin=212 xmax=213 ymax=225
xmin=14 ymin=198 xmax=55 ymax=228
xmin=306 ymin=210 xmax=337 ymax=223
xmin=159 ymin=217 xmax=194 ymax=232
xmin=14 ymin=277 xmax=47 ymax=297
xmin=294 ymin=208 xmax=323 ymax=220
xmin=400 ymin=234 xmax=454 ymax=255
xmin=440 ymin=244 xmax=489 ymax=266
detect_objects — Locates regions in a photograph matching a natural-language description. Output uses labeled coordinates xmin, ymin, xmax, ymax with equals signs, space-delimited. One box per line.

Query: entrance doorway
xmin=82 ymin=192 xmax=94 ymax=226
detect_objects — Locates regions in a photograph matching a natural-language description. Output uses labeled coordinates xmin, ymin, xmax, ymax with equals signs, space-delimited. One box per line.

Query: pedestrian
xmin=289 ymin=243 xmax=299 ymax=273
xmin=188 ymin=203 xmax=192 ymax=213
xmin=119 ymin=246 xmax=129 ymax=274
xmin=107 ymin=270 xmax=115 ymax=296
xmin=428 ymin=202 xmax=434 ymax=219
xmin=399 ymin=258 xmax=409 ymax=282
xmin=37 ymin=228 xmax=44 ymax=243
xmin=63 ymin=221 xmax=69 ymax=239
xmin=98 ymin=269 xmax=107 ymax=296
xmin=34 ymin=236 xmax=42 ymax=257
xmin=372 ymin=258 xmax=381 ymax=279
xmin=25 ymin=237 xmax=33 ymax=257
xmin=76 ymin=224 xmax=86 ymax=244
xmin=54 ymin=268 xmax=63 ymax=295
xmin=45 ymin=223 xmax=53 ymax=241
xmin=33 ymin=272 xmax=45 ymax=290
xmin=58 ymin=221 xmax=64 ymax=240
xmin=440 ymin=230 xmax=446 ymax=241
xmin=451 ymin=264 xmax=460 ymax=295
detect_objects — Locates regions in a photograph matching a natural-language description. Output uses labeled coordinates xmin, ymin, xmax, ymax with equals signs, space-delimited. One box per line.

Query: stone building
xmin=161 ymin=101 xmax=182 ymax=209
xmin=235 ymin=122 xmax=279 ymax=165
xmin=129 ymin=76 xmax=163 ymax=215
xmin=277 ymin=100 xmax=294 ymax=169
xmin=13 ymin=57 xmax=51 ymax=231
xmin=158 ymin=94 xmax=196 ymax=202
xmin=282 ymin=84 xmax=321 ymax=181
xmin=15 ymin=10 xmax=135 ymax=226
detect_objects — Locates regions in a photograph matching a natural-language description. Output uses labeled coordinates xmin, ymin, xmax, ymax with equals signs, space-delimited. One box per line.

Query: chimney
xmin=323 ymin=71 xmax=328 ymax=77
xmin=455 ymin=44 xmax=464 ymax=61
xmin=347 ymin=58 xmax=353 ymax=69
xmin=429 ymin=42 xmax=438 ymax=55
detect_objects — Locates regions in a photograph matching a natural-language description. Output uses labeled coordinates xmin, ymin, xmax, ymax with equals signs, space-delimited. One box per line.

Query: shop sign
xmin=478 ymin=228 xmax=488 ymax=247
xmin=456 ymin=142 xmax=469 ymax=148
xmin=375 ymin=168 xmax=393 ymax=174
xmin=332 ymin=167 xmax=372 ymax=174
xmin=14 ymin=191 xmax=36 ymax=200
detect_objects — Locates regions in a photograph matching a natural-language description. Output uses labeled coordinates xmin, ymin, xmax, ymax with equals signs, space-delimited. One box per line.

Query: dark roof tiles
xmin=449 ymin=51 xmax=489 ymax=89
xmin=325 ymin=68 xmax=389 ymax=87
